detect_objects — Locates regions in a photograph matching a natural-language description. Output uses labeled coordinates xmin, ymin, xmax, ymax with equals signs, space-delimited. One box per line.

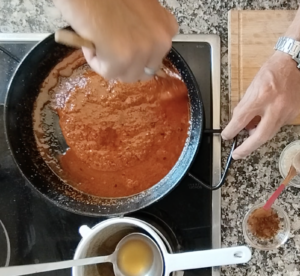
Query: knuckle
xmin=260 ymin=80 xmax=274 ymax=92
xmin=232 ymin=103 xmax=247 ymax=117
xmin=232 ymin=106 xmax=240 ymax=117
xmin=231 ymin=109 xmax=247 ymax=128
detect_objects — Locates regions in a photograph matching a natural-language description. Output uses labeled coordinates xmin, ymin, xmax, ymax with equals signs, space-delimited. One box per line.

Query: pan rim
xmin=4 ymin=34 xmax=204 ymax=217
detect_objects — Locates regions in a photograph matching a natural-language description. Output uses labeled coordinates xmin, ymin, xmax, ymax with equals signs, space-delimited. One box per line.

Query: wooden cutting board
xmin=228 ymin=9 xmax=300 ymax=125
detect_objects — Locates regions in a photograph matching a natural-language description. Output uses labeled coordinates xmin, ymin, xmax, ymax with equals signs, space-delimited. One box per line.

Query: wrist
xmin=284 ymin=9 xmax=300 ymax=40
xmin=284 ymin=25 xmax=300 ymax=41
xmin=271 ymin=49 xmax=300 ymax=74
xmin=273 ymin=50 xmax=294 ymax=62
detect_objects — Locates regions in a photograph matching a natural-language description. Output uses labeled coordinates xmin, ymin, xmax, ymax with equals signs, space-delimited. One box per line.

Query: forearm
xmin=284 ymin=7 xmax=300 ymax=40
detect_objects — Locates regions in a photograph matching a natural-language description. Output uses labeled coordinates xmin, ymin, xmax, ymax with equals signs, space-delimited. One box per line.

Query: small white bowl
xmin=279 ymin=140 xmax=300 ymax=188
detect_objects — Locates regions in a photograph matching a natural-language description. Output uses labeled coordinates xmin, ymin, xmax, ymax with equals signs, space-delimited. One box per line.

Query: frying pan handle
xmin=188 ymin=136 xmax=237 ymax=190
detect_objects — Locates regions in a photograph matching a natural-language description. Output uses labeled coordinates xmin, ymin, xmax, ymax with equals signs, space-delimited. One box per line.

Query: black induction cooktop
xmin=0 ymin=34 xmax=221 ymax=276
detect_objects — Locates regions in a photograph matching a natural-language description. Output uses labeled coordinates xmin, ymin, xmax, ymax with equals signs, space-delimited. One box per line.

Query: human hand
xmin=222 ymin=51 xmax=300 ymax=160
xmin=53 ymin=0 xmax=178 ymax=82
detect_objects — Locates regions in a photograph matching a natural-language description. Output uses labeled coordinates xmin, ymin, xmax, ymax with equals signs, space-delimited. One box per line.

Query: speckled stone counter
xmin=1 ymin=0 xmax=300 ymax=275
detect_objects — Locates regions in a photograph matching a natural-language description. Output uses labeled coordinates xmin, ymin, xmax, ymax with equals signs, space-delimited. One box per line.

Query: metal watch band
xmin=274 ymin=36 xmax=300 ymax=68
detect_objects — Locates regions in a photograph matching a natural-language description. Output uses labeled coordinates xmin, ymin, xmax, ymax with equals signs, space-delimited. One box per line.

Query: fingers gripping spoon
xmin=54 ymin=29 xmax=166 ymax=78
xmin=54 ymin=29 xmax=196 ymax=101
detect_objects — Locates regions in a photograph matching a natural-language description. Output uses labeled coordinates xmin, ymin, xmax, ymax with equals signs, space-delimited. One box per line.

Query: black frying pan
xmin=4 ymin=33 xmax=234 ymax=216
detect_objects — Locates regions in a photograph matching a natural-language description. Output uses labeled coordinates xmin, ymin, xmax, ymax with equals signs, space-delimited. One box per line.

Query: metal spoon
xmin=0 ymin=233 xmax=134 ymax=276
xmin=264 ymin=150 xmax=300 ymax=210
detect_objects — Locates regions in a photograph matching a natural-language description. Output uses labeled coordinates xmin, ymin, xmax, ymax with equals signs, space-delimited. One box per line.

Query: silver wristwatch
xmin=274 ymin=37 xmax=300 ymax=68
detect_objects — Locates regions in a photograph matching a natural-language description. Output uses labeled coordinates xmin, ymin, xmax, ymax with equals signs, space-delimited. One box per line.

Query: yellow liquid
xmin=117 ymin=239 xmax=154 ymax=276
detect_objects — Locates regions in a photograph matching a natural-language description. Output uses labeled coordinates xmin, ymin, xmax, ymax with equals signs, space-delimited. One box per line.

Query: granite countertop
xmin=1 ymin=0 xmax=300 ymax=275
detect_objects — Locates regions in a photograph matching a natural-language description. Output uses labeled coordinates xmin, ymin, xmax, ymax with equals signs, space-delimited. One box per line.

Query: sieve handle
xmin=165 ymin=246 xmax=251 ymax=273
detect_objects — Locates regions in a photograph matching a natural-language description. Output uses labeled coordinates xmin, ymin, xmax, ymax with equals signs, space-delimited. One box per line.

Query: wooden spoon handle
xmin=282 ymin=165 xmax=297 ymax=186
xmin=55 ymin=29 xmax=94 ymax=50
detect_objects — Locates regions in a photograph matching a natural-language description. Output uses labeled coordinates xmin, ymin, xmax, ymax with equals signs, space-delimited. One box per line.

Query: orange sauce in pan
xmin=37 ymin=51 xmax=190 ymax=197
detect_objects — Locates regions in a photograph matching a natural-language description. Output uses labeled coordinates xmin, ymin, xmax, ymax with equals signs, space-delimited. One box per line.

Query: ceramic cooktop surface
xmin=0 ymin=34 xmax=221 ymax=276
